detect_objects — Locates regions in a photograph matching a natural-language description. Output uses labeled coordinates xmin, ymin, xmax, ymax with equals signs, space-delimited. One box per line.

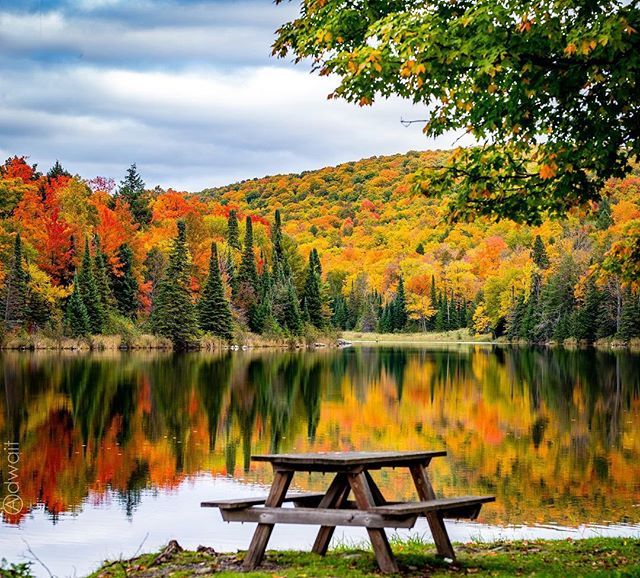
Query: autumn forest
xmin=1 ymin=150 xmax=639 ymax=349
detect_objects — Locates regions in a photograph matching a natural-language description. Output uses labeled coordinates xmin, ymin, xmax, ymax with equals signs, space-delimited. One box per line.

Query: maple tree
xmin=273 ymin=0 xmax=640 ymax=223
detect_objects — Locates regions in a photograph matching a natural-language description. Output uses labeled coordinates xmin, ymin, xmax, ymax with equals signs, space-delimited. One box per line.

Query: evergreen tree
xmin=531 ymin=235 xmax=550 ymax=269
xmin=415 ymin=242 xmax=425 ymax=255
xmin=595 ymin=197 xmax=614 ymax=230
xmin=618 ymin=288 xmax=640 ymax=341
xmin=282 ymin=279 xmax=302 ymax=334
xmin=77 ymin=238 xmax=105 ymax=334
xmin=65 ymin=274 xmax=90 ymax=337
xmin=332 ymin=295 xmax=348 ymax=329
xmin=227 ymin=210 xmax=241 ymax=250
xmin=391 ymin=276 xmax=408 ymax=331
xmin=428 ymin=275 xmax=438 ymax=330
xmin=150 ymin=221 xmax=198 ymax=348
xmin=238 ymin=216 xmax=259 ymax=289
xmin=197 ymin=243 xmax=233 ymax=341
xmin=302 ymin=250 xmax=323 ymax=328
xmin=117 ymin=163 xmax=151 ymax=226
xmin=47 ymin=160 xmax=71 ymax=179
xmin=93 ymin=237 xmax=115 ymax=311
xmin=3 ymin=234 xmax=28 ymax=329
xmin=506 ymin=294 xmax=526 ymax=340
xmin=540 ymin=255 xmax=577 ymax=341
xmin=272 ymin=209 xmax=287 ymax=276
xmin=111 ymin=244 xmax=139 ymax=318
xmin=434 ymin=291 xmax=446 ymax=331
xmin=574 ymin=276 xmax=600 ymax=342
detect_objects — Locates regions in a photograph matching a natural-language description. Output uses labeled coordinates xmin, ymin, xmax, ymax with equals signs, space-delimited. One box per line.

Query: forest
xmin=0 ymin=150 xmax=639 ymax=348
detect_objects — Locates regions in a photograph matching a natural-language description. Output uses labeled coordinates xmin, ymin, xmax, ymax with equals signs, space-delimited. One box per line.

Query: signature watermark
xmin=2 ymin=441 xmax=23 ymax=515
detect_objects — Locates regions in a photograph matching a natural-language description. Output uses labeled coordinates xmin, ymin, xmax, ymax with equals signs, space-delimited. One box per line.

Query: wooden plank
xmin=251 ymin=450 xmax=446 ymax=471
xmin=348 ymin=471 xmax=399 ymax=574
xmin=312 ymin=474 xmax=351 ymax=555
xmin=221 ymin=506 xmax=417 ymax=528
xmin=242 ymin=470 xmax=293 ymax=570
xmin=410 ymin=464 xmax=455 ymax=560
xmin=201 ymin=492 xmax=325 ymax=510
xmin=364 ymin=471 xmax=387 ymax=506
xmin=370 ymin=496 xmax=495 ymax=517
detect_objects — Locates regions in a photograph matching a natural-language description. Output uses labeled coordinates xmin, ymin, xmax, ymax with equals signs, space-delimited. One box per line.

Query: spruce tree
xmin=227 ymin=210 xmax=241 ymax=250
xmin=272 ymin=209 xmax=287 ymax=276
xmin=93 ymin=237 xmax=114 ymax=311
xmin=282 ymin=279 xmax=302 ymax=334
xmin=415 ymin=242 xmax=425 ymax=255
xmin=47 ymin=160 xmax=71 ymax=179
xmin=111 ymin=244 xmax=139 ymax=318
xmin=3 ymin=233 xmax=28 ymax=329
xmin=117 ymin=163 xmax=151 ymax=226
xmin=531 ymin=235 xmax=550 ymax=269
xmin=574 ymin=276 xmax=600 ymax=342
xmin=238 ymin=216 xmax=259 ymax=290
xmin=65 ymin=274 xmax=90 ymax=337
xmin=302 ymin=250 xmax=323 ymax=328
xmin=197 ymin=243 xmax=233 ymax=341
xmin=77 ymin=238 xmax=105 ymax=334
xmin=151 ymin=221 xmax=198 ymax=348
xmin=429 ymin=275 xmax=438 ymax=330
xmin=618 ymin=288 xmax=640 ymax=341
xmin=391 ymin=276 xmax=408 ymax=331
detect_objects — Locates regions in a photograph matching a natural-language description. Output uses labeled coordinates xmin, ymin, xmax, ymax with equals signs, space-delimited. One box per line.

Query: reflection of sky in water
xmin=1 ymin=346 xmax=639 ymax=576
xmin=2 ymin=475 xmax=639 ymax=578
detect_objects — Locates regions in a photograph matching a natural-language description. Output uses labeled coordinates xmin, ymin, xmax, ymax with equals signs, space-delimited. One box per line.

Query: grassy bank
xmin=79 ymin=537 xmax=640 ymax=578
xmin=0 ymin=329 xmax=338 ymax=351
xmin=342 ymin=329 xmax=493 ymax=344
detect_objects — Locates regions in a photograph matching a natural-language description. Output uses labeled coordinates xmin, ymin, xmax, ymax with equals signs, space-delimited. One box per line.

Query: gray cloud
xmin=0 ymin=1 xmax=469 ymax=191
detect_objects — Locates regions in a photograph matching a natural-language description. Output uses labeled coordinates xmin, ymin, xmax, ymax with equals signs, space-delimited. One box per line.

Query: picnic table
xmin=201 ymin=451 xmax=494 ymax=573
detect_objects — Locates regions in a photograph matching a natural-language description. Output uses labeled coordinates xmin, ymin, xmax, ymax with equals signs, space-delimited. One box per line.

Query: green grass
xmin=341 ymin=329 xmax=494 ymax=344
xmin=82 ymin=537 xmax=640 ymax=578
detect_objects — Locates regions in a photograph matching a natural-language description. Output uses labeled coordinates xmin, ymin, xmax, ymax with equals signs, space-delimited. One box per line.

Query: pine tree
xmin=531 ymin=235 xmax=550 ymax=269
xmin=618 ymin=288 xmax=640 ymax=341
xmin=77 ymin=238 xmax=105 ymax=334
xmin=238 ymin=216 xmax=259 ymax=290
xmin=197 ymin=243 xmax=233 ymax=341
xmin=428 ymin=275 xmax=438 ymax=330
xmin=302 ymin=250 xmax=323 ymax=328
xmin=111 ymin=244 xmax=139 ymax=318
xmin=506 ymin=294 xmax=526 ymax=340
xmin=332 ymin=295 xmax=348 ymax=329
xmin=435 ymin=291 xmax=446 ymax=331
xmin=47 ymin=160 xmax=71 ymax=179
xmin=93 ymin=237 xmax=114 ymax=311
xmin=415 ymin=242 xmax=425 ymax=255
xmin=595 ymin=197 xmax=613 ymax=230
xmin=391 ymin=276 xmax=408 ymax=331
xmin=282 ymin=279 xmax=302 ymax=334
xmin=227 ymin=210 xmax=241 ymax=250
xmin=3 ymin=233 xmax=28 ymax=329
xmin=65 ymin=274 xmax=90 ymax=337
xmin=151 ymin=221 xmax=198 ymax=348
xmin=117 ymin=163 xmax=151 ymax=226
xmin=574 ymin=276 xmax=600 ymax=342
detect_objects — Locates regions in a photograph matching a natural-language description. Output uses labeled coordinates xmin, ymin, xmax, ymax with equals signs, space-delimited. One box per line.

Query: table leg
xmin=364 ymin=471 xmax=387 ymax=505
xmin=409 ymin=464 xmax=455 ymax=559
xmin=312 ymin=473 xmax=351 ymax=556
xmin=243 ymin=469 xmax=293 ymax=569
xmin=348 ymin=471 xmax=399 ymax=573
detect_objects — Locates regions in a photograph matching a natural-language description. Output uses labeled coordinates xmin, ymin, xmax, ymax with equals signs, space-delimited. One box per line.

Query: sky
xmin=0 ymin=0 xmax=462 ymax=191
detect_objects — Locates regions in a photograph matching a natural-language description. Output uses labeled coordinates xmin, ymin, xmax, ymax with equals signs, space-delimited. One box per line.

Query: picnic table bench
xmin=201 ymin=451 xmax=494 ymax=573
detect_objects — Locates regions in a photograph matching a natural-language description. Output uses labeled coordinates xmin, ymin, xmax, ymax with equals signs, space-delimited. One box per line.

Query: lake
xmin=1 ymin=345 xmax=639 ymax=576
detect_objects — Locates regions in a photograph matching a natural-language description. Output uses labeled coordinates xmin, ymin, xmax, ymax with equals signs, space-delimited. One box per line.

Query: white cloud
xmin=0 ymin=2 xmax=470 ymax=190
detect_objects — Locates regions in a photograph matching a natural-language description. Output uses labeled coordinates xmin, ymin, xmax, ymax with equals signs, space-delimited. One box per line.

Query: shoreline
xmin=79 ymin=537 xmax=640 ymax=578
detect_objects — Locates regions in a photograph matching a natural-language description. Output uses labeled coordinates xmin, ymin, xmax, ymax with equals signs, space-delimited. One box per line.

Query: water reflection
xmin=1 ymin=346 xmax=639 ymax=527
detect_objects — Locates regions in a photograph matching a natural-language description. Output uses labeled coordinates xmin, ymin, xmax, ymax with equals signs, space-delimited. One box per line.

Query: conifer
xmin=77 ymin=238 xmax=105 ymax=334
xmin=117 ymin=163 xmax=151 ymax=226
xmin=65 ymin=274 xmax=90 ymax=337
xmin=197 ymin=243 xmax=233 ymax=341
xmin=302 ymin=250 xmax=323 ymax=328
xmin=391 ymin=276 xmax=408 ymax=331
xmin=150 ymin=221 xmax=198 ymax=348
xmin=227 ymin=210 xmax=241 ymax=250
xmin=531 ymin=235 xmax=550 ymax=269
xmin=3 ymin=233 xmax=28 ymax=329
xmin=111 ymin=244 xmax=139 ymax=318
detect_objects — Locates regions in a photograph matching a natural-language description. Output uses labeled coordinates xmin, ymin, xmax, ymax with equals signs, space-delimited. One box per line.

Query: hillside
xmin=0 ymin=150 xmax=639 ymax=345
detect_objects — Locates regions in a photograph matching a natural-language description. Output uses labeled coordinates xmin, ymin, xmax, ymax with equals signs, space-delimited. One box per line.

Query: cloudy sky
xmin=0 ymin=0 xmax=460 ymax=191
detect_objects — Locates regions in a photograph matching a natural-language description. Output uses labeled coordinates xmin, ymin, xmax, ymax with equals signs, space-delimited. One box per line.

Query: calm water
xmin=1 ymin=346 xmax=639 ymax=576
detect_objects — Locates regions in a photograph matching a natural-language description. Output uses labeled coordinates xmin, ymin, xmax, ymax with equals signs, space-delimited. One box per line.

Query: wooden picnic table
xmin=202 ymin=451 xmax=494 ymax=573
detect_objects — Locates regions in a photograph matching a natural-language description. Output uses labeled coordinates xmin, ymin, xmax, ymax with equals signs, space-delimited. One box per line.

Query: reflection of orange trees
xmin=1 ymin=348 xmax=638 ymax=527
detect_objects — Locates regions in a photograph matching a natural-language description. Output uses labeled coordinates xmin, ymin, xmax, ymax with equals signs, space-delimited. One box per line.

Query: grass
xmin=341 ymin=329 xmax=494 ymax=344
xmin=80 ymin=537 xmax=640 ymax=578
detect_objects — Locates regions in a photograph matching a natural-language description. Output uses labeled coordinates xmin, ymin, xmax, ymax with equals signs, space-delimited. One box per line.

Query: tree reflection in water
xmin=1 ymin=346 xmax=638 ymax=527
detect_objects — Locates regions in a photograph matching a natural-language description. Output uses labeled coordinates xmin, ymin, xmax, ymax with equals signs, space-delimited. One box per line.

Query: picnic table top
xmin=251 ymin=450 xmax=447 ymax=469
